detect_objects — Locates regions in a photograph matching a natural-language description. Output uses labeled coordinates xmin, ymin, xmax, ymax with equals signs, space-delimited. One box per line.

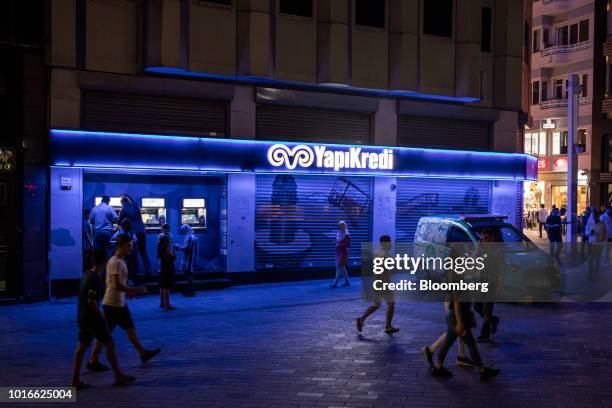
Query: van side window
xmin=447 ymin=226 xmax=470 ymax=243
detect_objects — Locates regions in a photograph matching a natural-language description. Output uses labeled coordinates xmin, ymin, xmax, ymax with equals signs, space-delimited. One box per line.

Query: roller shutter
xmin=398 ymin=115 xmax=490 ymax=151
xmin=256 ymin=105 xmax=371 ymax=144
xmin=255 ymin=175 xmax=372 ymax=269
xmin=396 ymin=178 xmax=492 ymax=242
xmin=82 ymin=91 xmax=227 ymax=137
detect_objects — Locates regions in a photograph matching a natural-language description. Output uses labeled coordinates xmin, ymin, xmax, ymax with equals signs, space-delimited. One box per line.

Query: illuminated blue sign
xmin=50 ymin=129 xmax=537 ymax=180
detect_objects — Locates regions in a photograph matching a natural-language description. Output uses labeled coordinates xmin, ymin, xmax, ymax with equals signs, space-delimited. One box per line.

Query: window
xmin=481 ymin=7 xmax=492 ymax=52
xmin=532 ymin=81 xmax=540 ymax=105
xmin=541 ymin=81 xmax=548 ymax=102
xmin=560 ymin=131 xmax=568 ymax=154
xmin=279 ymin=0 xmax=312 ymax=17
xmin=539 ymin=132 xmax=547 ymax=155
xmin=577 ymin=129 xmax=587 ymax=152
xmin=543 ymin=28 xmax=550 ymax=48
xmin=579 ymin=19 xmax=589 ymax=42
xmin=533 ymin=29 xmax=541 ymax=52
xmin=447 ymin=227 xmax=471 ymax=243
xmin=355 ymin=0 xmax=385 ymax=28
xmin=525 ymin=133 xmax=532 ymax=154
xmin=582 ymin=74 xmax=588 ymax=97
xmin=555 ymin=79 xmax=564 ymax=99
xmin=424 ymin=0 xmax=453 ymax=37
xmin=558 ymin=25 xmax=569 ymax=45
xmin=553 ymin=132 xmax=561 ymax=155
xmin=570 ymin=22 xmax=578 ymax=45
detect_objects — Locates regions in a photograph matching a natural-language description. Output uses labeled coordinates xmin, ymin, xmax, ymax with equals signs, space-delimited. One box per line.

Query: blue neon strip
xmin=50 ymin=129 xmax=537 ymax=180
xmin=145 ymin=67 xmax=481 ymax=104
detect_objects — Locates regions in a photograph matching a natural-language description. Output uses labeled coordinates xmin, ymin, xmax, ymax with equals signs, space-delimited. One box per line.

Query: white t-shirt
xmin=103 ymin=255 xmax=129 ymax=307
xmin=538 ymin=208 xmax=548 ymax=223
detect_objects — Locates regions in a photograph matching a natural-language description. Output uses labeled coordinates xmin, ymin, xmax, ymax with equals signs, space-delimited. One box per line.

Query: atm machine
xmin=181 ymin=198 xmax=206 ymax=231
xmin=94 ymin=196 xmax=123 ymax=213
xmin=140 ymin=198 xmax=167 ymax=231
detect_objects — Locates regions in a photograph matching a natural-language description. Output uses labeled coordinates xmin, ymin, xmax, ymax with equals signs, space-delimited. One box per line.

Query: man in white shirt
xmin=87 ymin=234 xmax=160 ymax=370
xmin=90 ymin=196 xmax=118 ymax=253
xmin=537 ymin=204 xmax=548 ymax=238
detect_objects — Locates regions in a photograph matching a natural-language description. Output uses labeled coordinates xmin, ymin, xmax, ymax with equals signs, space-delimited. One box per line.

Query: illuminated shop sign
xmin=542 ymin=119 xmax=556 ymax=129
xmin=537 ymin=158 xmax=547 ymax=169
xmin=267 ymin=144 xmax=394 ymax=171
xmin=50 ymin=129 xmax=537 ymax=181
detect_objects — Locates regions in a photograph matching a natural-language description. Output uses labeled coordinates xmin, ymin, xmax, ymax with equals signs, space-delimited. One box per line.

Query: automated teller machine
xmin=181 ymin=198 xmax=206 ymax=231
xmin=140 ymin=198 xmax=167 ymax=231
xmin=94 ymin=196 xmax=123 ymax=213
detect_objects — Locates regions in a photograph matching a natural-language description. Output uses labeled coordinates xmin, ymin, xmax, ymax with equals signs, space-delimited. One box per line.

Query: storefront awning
xmin=50 ymin=129 xmax=537 ymax=181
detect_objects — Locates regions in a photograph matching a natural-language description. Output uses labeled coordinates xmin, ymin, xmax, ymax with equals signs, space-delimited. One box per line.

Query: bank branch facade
xmin=49 ymin=128 xmax=537 ymax=288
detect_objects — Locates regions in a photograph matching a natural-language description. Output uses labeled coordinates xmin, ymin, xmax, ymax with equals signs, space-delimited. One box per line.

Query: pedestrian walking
xmin=119 ymin=195 xmax=152 ymax=275
xmin=598 ymin=206 xmax=612 ymax=263
xmin=580 ymin=207 xmax=592 ymax=258
xmin=473 ymin=229 xmax=504 ymax=343
xmin=111 ymin=219 xmax=139 ymax=283
xmin=175 ymin=224 xmax=197 ymax=296
xmin=330 ymin=220 xmax=350 ymax=288
xmin=87 ymin=234 xmax=161 ymax=367
xmin=537 ymin=204 xmax=548 ymax=238
xmin=422 ymin=303 xmax=471 ymax=368
xmin=82 ymin=208 xmax=94 ymax=271
xmin=71 ymin=249 xmax=135 ymax=390
xmin=545 ymin=207 xmax=563 ymax=260
xmin=356 ymin=235 xmax=399 ymax=334
xmin=90 ymin=195 xmax=117 ymax=255
xmin=587 ymin=210 xmax=607 ymax=280
xmin=158 ymin=234 xmax=176 ymax=310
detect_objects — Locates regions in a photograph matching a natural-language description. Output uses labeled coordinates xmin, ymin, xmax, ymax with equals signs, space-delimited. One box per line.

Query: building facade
xmin=7 ymin=0 xmax=533 ymax=299
xmin=525 ymin=0 xmax=612 ymax=219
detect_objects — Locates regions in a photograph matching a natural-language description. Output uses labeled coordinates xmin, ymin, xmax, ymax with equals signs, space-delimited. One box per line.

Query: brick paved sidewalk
xmin=1 ymin=280 xmax=611 ymax=408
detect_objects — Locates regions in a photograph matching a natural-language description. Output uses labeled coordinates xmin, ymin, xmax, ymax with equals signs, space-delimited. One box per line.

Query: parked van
xmin=414 ymin=214 xmax=560 ymax=301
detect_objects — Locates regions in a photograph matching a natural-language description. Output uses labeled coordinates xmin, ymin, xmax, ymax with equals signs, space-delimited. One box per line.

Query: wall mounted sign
xmin=537 ymin=158 xmax=547 ymax=170
xmin=542 ymin=119 xmax=556 ymax=129
xmin=50 ymin=129 xmax=537 ymax=181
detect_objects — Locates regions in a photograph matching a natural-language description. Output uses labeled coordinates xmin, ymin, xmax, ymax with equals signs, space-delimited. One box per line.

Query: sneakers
xmin=432 ymin=366 xmax=453 ymax=378
xmin=421 ymin=347 xmax=434 ymax=366
xmin=480 ymin=367 xmax=501 ymax=381
xmin=342 ymin=281 xmax=350 ymax=287
xmin=141 ymin=348 xmax=161 ymax=363
xmin=384 ymin=327 xmax=399 ymax=334
xmin=456 ymin=356 xmax=475 ymax=367
xmin=86 ymin=361 xmax=109 ymax=372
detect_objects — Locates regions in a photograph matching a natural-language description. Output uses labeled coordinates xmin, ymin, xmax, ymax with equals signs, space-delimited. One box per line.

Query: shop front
xmin=49 ymin=129 xmax=537 ymax=290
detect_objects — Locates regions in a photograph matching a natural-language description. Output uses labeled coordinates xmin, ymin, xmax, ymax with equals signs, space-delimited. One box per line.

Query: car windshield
xmin=470 ymin=224 xmax=536 ymax=251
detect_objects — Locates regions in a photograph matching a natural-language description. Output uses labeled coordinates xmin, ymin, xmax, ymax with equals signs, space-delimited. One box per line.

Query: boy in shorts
xmin=71 ymin=250 xmax=135 ymax=389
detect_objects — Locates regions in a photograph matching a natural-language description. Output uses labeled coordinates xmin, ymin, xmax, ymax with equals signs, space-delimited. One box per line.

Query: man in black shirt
xmin=71 ymin=250 xmax=135 ymax=390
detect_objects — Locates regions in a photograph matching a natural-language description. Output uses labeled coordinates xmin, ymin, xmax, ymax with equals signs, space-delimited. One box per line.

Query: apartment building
xmin=526 ymin=0 xmax=611 ymax=216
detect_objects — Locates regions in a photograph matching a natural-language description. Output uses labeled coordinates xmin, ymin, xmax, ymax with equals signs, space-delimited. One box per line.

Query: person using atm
xmin=118 ymin=195 xmax=152 ymax=275
xmin=90 ymin=195 xmax=118 ymax=254
xmin=175 ymin=224 xmax=197 ymax=296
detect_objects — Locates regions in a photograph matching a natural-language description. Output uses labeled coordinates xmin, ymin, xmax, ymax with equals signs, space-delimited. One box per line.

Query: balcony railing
xmin=541 ymin=41 xmax=591 ymax=57
xmin=540 ymin=96 xmax=592 ymax=109
xmin=542 ymin=0 xmax=568 ymax=4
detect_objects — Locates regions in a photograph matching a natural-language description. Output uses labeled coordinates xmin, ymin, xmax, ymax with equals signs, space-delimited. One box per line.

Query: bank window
xmin=553 ymin=132 xmax=561 ymax=155
xmin=579 ymin=19 xmax=589 ymax=42
xmin=355 ymin=0 xmax=385 ymax=28
xmin=424 ymin=0 xmax=453 ymax=38
xmin=558 ymin=25 xmax=569 ymax=46
xmin=279 ymin=0 xmax=312 ymax=17
xmin=533 ymin=29 xmax=541 ymax=52
xmin=481 ymin=7 xmax=492 ymax=52
xmin=541 ymin=81 xmax=548 ymax=101
xmin=532 ymin=81 xmax=540 ymax=105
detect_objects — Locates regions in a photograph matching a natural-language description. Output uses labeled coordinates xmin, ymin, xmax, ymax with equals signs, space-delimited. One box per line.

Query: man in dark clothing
xmin=545 ymin=207 xmax=563 ymax=260
xmin=71 ymin=250 xmax=135 ymax=390
xmin=118 ymin=195 xmax=152 ymax=275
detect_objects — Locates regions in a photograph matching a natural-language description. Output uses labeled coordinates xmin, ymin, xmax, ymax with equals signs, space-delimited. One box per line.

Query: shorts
xmin=103 ymin=305 xmax=135 ymax=331
xmin=373 ymin=289 xmax=395 ymax=304
xmin=78 ymin=316 xmax=112 ymax=344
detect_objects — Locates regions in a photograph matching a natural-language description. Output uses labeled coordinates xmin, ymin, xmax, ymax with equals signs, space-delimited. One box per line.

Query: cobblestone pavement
xmin=1 ymin=279 xmax=611 ymax=408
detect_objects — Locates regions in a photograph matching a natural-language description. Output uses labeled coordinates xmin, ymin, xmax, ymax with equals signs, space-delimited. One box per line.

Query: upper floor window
xmin=582 ymin=74 xmax=588 ymax=97
xmin=557 ymin=19 xmax=589 ymax=46
xmin=554 ymin=79 xmax=564 ymax=99
xmin=280 ymin=0 xmax=313 ymax=18
xmin=533 ymin=29 xmax=541 ymax=52
xmin=481 ymin=7 xmax=492 ymax=52
xmin=541 ymin=81 xmax=548 ymax=102
xmin=525 ymin=132 xmax=546 ymax=156
xmin=424 ymin=0 xmax=453 ymax=38
xmin=355 ymin=0 xmax=385 ymax=28
xmin=532 ymin=81 xmax=540 ymax=105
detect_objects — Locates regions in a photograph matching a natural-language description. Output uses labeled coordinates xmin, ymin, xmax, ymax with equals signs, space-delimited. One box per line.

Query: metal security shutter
xmin=256 ymin=105 xmax=371 ymax=144
xmin=255 ymin=175 xmax=372 ymax=269
xmin=516 ymin=182 xmax=523 ymax=228
xmin=396 ymin=178 xmax=492 ymax=242
xmin=398 ymin=116 xmax=490 ymax=151
xmin=82 ymin=91 xmax=227 ymax=137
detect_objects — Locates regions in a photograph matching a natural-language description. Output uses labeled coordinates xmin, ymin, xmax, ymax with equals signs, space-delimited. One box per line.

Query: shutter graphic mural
xmin=396 ymin=178 xmax=492 ymax=242
xmin=255 ymin=175 xmax=373 ymax=269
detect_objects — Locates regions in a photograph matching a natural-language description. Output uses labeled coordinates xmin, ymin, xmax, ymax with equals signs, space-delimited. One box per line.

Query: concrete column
xmin=226 ymin=85 xmax=256 ymax=272
xmin=371 ymin=98 xmax=397 ymax=242
xmin=49 ymin=167 xmax=83 ymax=281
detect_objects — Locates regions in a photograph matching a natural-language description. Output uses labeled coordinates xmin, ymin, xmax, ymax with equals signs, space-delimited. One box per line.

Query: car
xmin=413 ymin=214 xmax=560 ymax=301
